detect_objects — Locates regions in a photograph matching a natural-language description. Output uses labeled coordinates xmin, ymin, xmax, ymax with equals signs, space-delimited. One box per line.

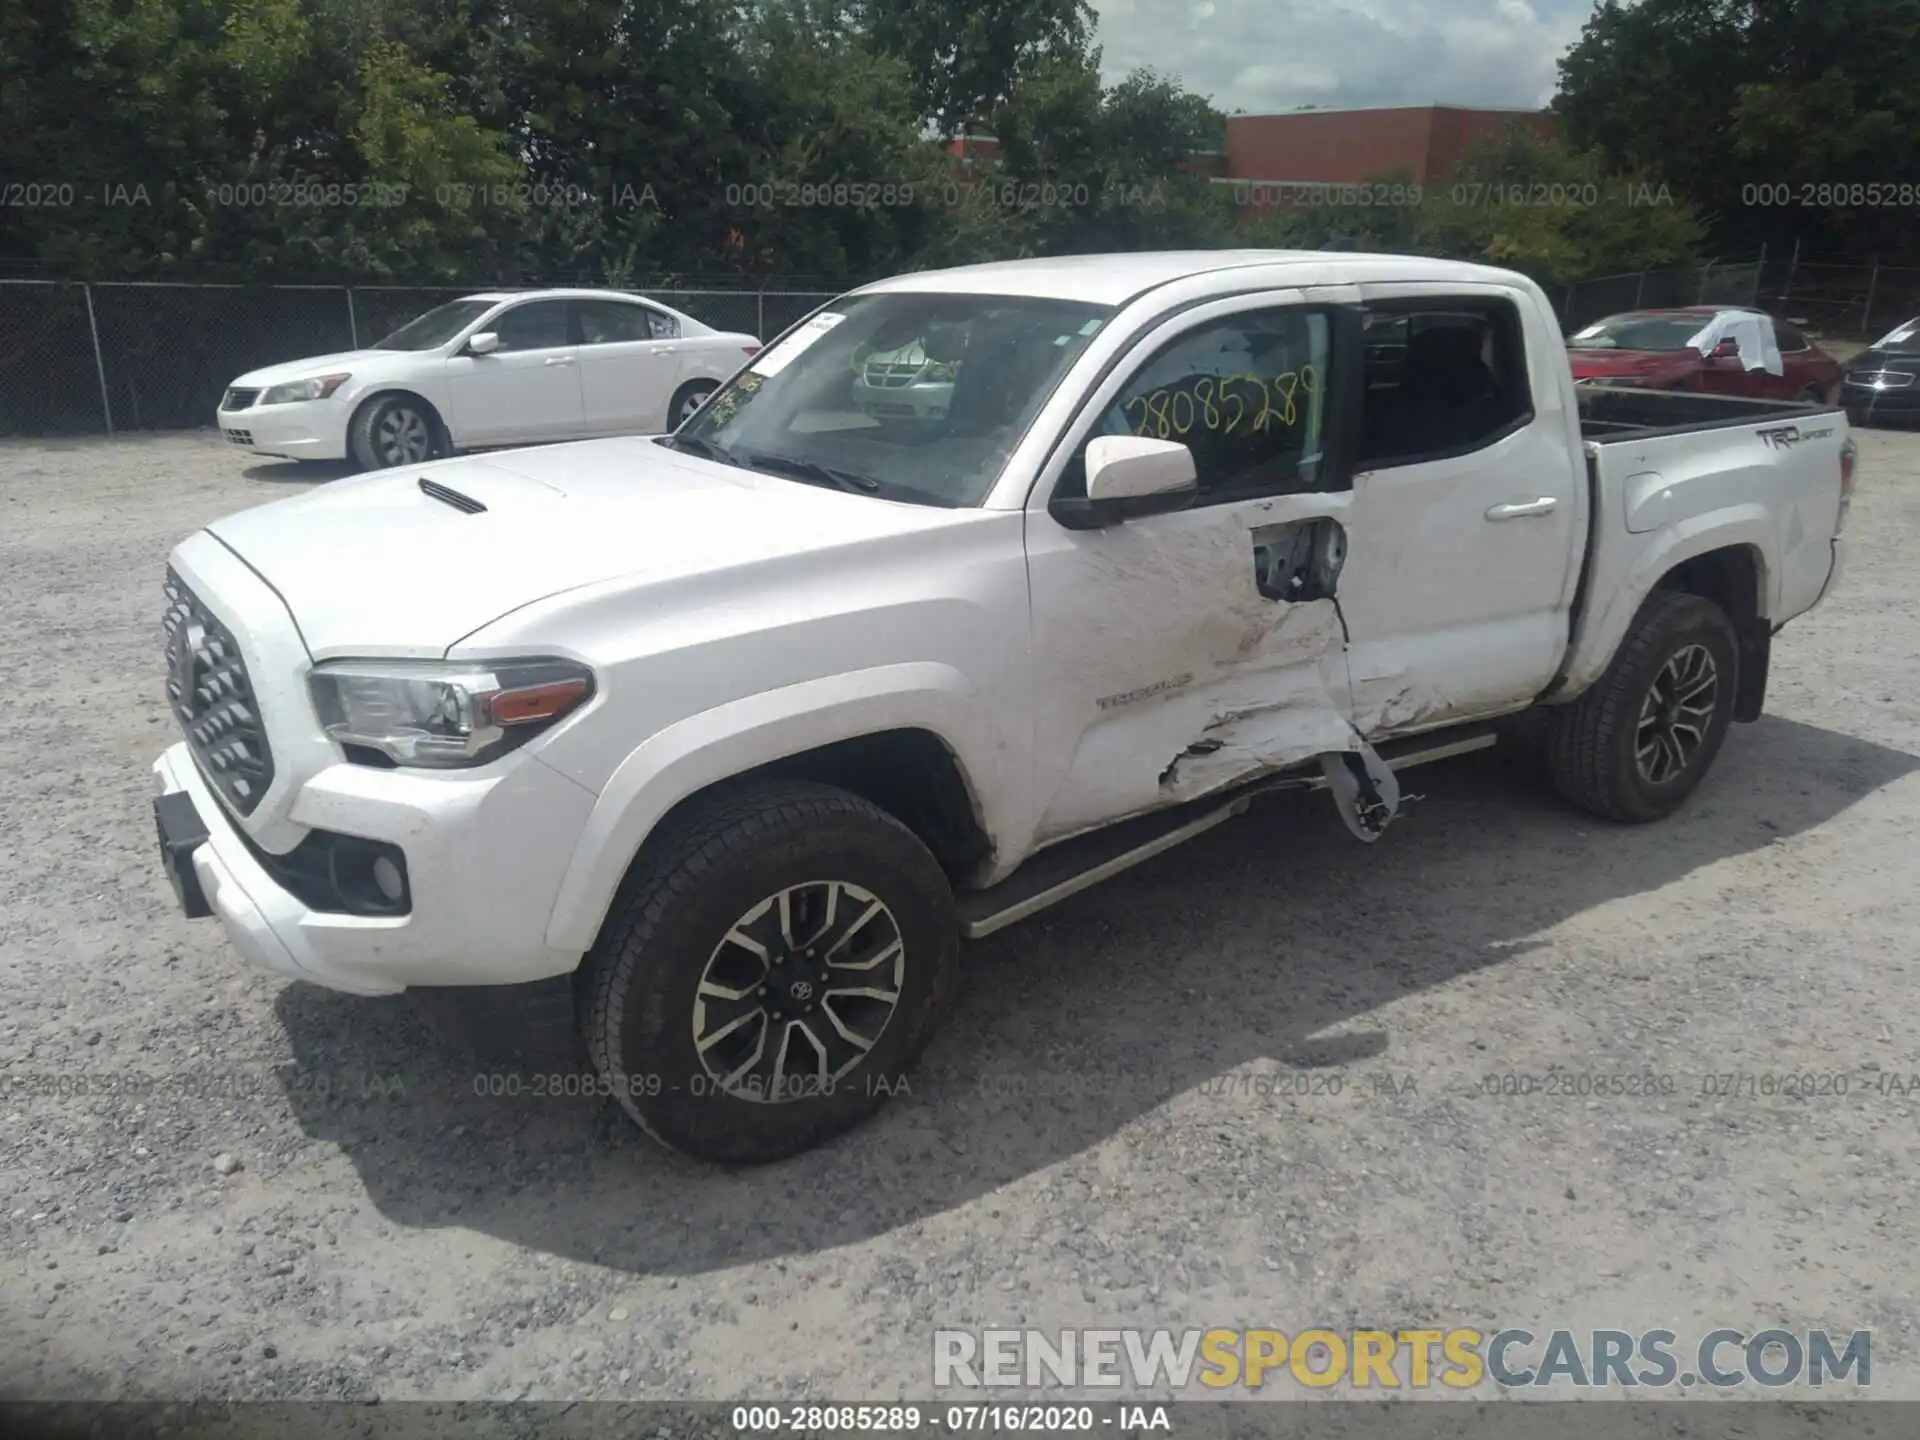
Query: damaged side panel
xmin=1022 ymin=502 xmax=1401 ymax=852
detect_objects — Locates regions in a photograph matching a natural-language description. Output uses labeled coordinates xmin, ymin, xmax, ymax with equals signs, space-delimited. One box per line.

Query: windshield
xmin=374 ymin=299 xmax=496 ymax=351
xmin=671 ymin=291 xmax=1114 ymax=507
xmin=1872 ymin=318 xmax=1919 ymax=350
xmin=1567 ymin=313 xmax=1716 ymax=352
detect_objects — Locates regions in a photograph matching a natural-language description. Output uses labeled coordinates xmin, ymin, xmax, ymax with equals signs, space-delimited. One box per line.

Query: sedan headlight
xmin=309 ymin=658 xmax=595 ymax=768
xmin=260 ymin=373 xmax=352 ymax=405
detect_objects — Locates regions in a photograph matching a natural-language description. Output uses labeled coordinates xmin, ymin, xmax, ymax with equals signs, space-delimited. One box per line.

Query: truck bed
xmin=1557 ymin=384 xmax=1848 ymax=711
xmin=1577 ymin=384 xmax=1833 ymax=442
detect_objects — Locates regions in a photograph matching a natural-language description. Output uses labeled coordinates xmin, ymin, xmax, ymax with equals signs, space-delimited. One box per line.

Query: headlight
xmin=260 ymin=373 xmax=351 ymax=405
xmin=309 ymin=658 xmax=594 ymax=768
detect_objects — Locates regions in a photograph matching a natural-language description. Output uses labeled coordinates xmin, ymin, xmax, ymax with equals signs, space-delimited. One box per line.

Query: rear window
xmin=1567 ymin=313 xmax=1714 ymax=352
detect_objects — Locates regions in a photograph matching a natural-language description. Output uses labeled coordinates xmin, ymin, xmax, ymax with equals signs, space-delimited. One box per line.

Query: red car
xmin=1566 ymin=306 xmax=1843 ymax=403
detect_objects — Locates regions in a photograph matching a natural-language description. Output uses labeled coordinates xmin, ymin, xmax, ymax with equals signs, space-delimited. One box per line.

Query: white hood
xmin=229 ymin=350 xmax=402 ymax=388
xmin=201 ymin=437 xmax=981 ymax=657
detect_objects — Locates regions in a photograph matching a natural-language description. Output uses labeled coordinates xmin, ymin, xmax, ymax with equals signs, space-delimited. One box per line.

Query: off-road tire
xmin=582 ymin=780 xmax=958 ymax=1165
xmin=1547 ymin=590 xmax=1739 ymax=822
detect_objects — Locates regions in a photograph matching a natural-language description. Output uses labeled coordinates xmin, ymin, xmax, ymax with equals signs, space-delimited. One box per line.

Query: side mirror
xmin=1710 ymin=336 xmax=1742 ymax=360
xmin=1051 ymin=435 xmax=1198 ymax=531
xmin=466 ymin=331 xmax=501 ymax=356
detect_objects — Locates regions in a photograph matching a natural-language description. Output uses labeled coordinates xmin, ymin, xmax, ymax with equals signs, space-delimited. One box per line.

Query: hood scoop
xmin=419 ymin=477 xmax=487 ymax=514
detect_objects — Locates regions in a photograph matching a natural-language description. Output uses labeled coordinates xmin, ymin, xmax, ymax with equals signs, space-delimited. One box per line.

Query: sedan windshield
xmin=1567 ymin=313 xmax=1715 ymax=352
xmin=670 ymin=291 xmax=1114 ymax=507
xmin=374 ymin=299 xmax=496 ymax=351
xmin=1871 ymin=318 xmax=1919 ymax=350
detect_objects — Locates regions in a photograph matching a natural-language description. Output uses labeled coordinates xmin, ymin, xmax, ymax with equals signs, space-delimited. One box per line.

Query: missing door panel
xmin=1252 ymin=518 xmax=1346 ymax=603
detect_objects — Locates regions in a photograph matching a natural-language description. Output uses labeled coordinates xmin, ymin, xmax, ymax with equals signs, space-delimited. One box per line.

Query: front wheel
xmin=348 ymin=394 xmax=440 ymax=470
xmin=581 ymin=781 xmax=958 ymax=1164
xmin=1546 ymin=590 xmax=1739 ymax=822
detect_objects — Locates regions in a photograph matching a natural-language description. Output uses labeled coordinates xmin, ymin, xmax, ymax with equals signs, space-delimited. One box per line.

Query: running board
xmin=957 ymin=725 xmax=1499 ymax=940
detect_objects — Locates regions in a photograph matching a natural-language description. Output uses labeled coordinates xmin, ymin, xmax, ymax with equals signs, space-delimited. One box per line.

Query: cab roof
xmin=854 ymin=250 xmax=1531 ymax=307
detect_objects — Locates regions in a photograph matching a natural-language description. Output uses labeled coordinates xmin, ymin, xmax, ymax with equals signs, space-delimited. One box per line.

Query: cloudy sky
xmin=1092 ymin=0 xmax=1596 ymax=113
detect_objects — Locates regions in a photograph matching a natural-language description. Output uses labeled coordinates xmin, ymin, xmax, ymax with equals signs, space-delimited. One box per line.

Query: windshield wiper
xmin=734 ymin=450 xmax=881 ymax=495
xmin=661 ymin=433 xmax=739 ymax=467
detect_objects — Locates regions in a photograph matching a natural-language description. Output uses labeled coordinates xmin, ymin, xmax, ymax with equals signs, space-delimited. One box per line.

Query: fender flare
xmin=1559 ymin=507 xmax=1774 ymax=698
xmin=543 ymin=661 xmax=994 ymax=952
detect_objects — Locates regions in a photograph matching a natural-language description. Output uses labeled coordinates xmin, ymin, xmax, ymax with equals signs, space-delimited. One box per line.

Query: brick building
xmin=1217 ymin=104 xmax=1558 ymax=186
xmin=945 ymin=104 xmax=1556 ymax=191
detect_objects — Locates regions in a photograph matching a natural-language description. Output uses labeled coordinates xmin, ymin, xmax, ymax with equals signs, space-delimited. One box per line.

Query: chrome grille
xmin=1846 ymin=369 xmax=1915 ymax=389
xmin=862 ymin=344 xmax=933 ymax=389
xmin=862 ymin=361 xmax=927 ymax=389
xmin=224 ymin=387 xmax=260 ymax=410
xmin=163 ymin=570 xmax=274 ymax=816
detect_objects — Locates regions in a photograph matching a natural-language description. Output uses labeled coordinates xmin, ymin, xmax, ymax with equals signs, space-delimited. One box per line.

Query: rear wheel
xmin=348 ymin=394 xmax=440 ymax=470
xmin=1547 ymin=590 xmax=1739 ymax=822
xmin=581 ymin=780 xmax=958 ymax=1164
xmin=668 ymin=380 xmax=718 ymax=430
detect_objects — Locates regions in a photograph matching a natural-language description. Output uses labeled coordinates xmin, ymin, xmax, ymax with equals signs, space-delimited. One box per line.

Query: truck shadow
xmin=273 ymin=714 xmax=1916 ymax=1275
xmin=242 ymin=458 xmax=357 ymax=483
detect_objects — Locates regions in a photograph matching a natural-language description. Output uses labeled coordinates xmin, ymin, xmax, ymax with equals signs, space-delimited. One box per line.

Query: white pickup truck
xmin=153 ymin=250 xmax=1856 ymax=1163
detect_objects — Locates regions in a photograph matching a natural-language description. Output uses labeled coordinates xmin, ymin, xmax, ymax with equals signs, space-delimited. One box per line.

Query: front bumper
xmin=152 ymin=742 xmax=594 ymax=995
xmin=215 ymin=397 xmax=350 ymax=460
xmin=1840 ymin=382 xmax=1920 ymax=420
xmin=851 ymin=379 xmax=954 ymax=419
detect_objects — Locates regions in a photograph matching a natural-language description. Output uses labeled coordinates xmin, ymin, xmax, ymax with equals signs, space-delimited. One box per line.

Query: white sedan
xmin=214 ymin=288 xmax=762 ymax=470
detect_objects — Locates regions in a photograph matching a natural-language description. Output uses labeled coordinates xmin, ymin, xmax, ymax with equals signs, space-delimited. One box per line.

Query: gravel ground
xmin=3 ymin=423 xmax=1919 ymax=1408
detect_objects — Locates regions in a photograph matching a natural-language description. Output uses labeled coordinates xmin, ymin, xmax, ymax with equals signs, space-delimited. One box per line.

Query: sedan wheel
xmin=669 ymin=381 xmax=717 ymax=430
xmin=349 ymin=395 xmax=440 ymax=471
xmin=375 ymin=405 xmax=433 ymax=466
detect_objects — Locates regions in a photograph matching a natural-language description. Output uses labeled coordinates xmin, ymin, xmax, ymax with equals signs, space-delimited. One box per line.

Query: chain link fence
xmin=0 ymin=281 xmax=840 ymax=437
xmin=5 ymin=262 xmax=1917 ymax=437
xmin=1550 ymin=257 xmax=1920 ymax=349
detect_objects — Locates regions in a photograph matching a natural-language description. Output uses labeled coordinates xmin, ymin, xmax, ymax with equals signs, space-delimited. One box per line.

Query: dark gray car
xmin=1841 ymin=317 xmax=1920 ymax=427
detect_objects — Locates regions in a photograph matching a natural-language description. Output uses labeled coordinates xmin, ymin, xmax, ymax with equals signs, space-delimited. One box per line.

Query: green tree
xmin=1555 ymin=0 xmax=1920 ymax=258
xmin=0 ymin=0 xmax=523 ymax=279
xmin=717 ymin=1 xmax=976 ymax=280
xmin=855 ymin=0 xmax=1094 ymax=135
xmin=1415 ymin=129 xmax=1703 ymax=282
xmin=1222 ymin=169 xmax=1429 ymax=253
xmin=984 ymin=53 xmax=1229 ymax=254
xmin=1224 ymin=130 xmax=1701 ymax=282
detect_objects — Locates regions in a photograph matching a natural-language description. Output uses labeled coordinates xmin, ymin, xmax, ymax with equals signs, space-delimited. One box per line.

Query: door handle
xmin=544 ymin=355 xmax=575 ymax=367
xmin=649 ymin=345 xmax=672 ymax=356
xmin=1485 ymin=497 xmax=1557 ymax=520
